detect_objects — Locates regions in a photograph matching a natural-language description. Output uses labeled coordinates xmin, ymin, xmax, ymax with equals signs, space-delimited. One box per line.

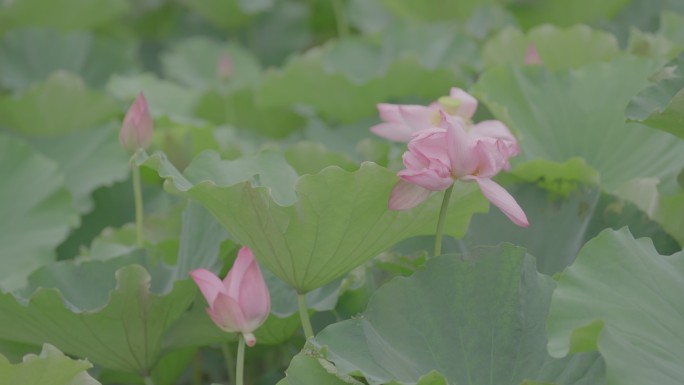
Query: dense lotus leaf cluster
xmin=0 ymin=1 xmax=683 ymax=385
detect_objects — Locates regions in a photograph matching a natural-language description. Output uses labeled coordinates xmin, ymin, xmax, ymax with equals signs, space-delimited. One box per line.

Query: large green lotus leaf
xmin=258 ymin=41 xmax=465 ymax=123
xmin=508 ymin=0 xmax=630 ymax=29
xmin=0 ymin=28 xmax=136 ymax=90
xmin=176 ymin=0 xmax=271 ymax=29
xmin=458 ymin=181 xmax=680 ymax=275
xmin=283 ymin=142 xmax=357 ymax=176
xmin=547 ymin=228 xmax=684 ymax=385
xmin=315 ymin=246 xmax=604 ymax=385
xmin=483 ymin=25 xmax=619 ymax=70
xmin=0 ymin=71 xmax=118 ymax=135
xmin=0 ymin=0 xmax=128 ymax=34
xmin=280 ymin=352 xmax=450 ymax=385
xmin=378 ymin=0 xmax=496 ymax=21
xmin=0 ymin=134 xmax=78 ymax=290
xmin=106 ymin=73 xmax=201 ymax=119
xmin=0 ymin=344 xmax=100 ymax=385
xmin=0 ymin=253 xmax=196 ymax=374
xmin=161 ymin=37 xmax=261 ymax=92
xmin=138 ymin=152 xmax=487 ymax=292
xmin=29 ymin=123 xmax=129 ymax=212
xmin=474 ymin=56 xmax=684 ymax=192
xmin=195 ymin=88 xmax=306 ymax=138
xmin=241 ymin=1 xmax=313 ymax=66
xmin=626 ymin=53 xmax=684 ymax=139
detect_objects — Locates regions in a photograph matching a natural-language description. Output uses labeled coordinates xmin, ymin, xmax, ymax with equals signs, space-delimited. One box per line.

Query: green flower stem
xmin=236 ymin=335 xmax=246 ymax=385
xmin=221 ymin=342 xmax=236 ymax=384
xmin=143 ymin=376 xmax=155 ymax=385
xmin=330 ymin=0 xmax=349 ymax=38
xmin=192 ymin=351 xmax=202 ymax=385
xmin=297 ymin=293 xmax=314 ymax=340
xmin=434 ymin=185 xmax=454 ymax=256
xmin=132 ymin=164 xmax=144 ymax=248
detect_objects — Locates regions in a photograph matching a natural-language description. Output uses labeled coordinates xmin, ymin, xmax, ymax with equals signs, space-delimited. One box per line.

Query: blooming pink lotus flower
xmin=119 ymin=92 xmax=153 ymax=152
xmin=370 ymin=87 xmax=478 ymax=142
xmin=389 ymin=114 xmax=529 ymax=227
xmin=190 ymin=247 xmax=271 ymax=346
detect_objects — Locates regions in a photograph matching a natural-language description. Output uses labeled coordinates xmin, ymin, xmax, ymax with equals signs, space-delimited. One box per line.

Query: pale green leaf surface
xmin=0 ymin=28 xmax=136 ymax=90
xmin=258 ymin=44 xmax=464 ymax=123
xmin=161 ymin=37 xmax=262 ymax=91
xmin=284 ymin=142 xmax=357 ymax=176
xmin=138 ymin=152 xmax=487 ymax=292
xmin=379 ymin=0 xmax=496 ymax=21
xmin=106 ymin=73 xmax=201 ymax=119
xmin=315 ymin=246 xmax=604 ymax=385
xmin=547 ymin=228 xmax=684 ymax=385
xmin=458 ymin=181 xmax=679 ymax=275
xmin=0 ymin=134 xmax=78 ymax=290
xmin=29 ymin=123 xmax=129 ymax=212
xmin=509 ymin=0 xmax=630 ymax=29
xmin=0 ymin=344 xmax=100 ymax=385
xmin=0 ymin=256 xmax=195 ymax=374
xmin=483 ymin=25 xmax=619 ymax=70
xmin=475 ymin=56 xmax=684 ymax=191
xmin=0 ymin=71 xmax=119 ymax=135
xmin=0 ymin=0 xmax=128 ymax=33
xmin=177 ymin=0 xmax=265 ymax=29
xmin=195 ymin=88 xmax=306 ymax=138
xmin=626 ymin=53 xmax=684 ymax=139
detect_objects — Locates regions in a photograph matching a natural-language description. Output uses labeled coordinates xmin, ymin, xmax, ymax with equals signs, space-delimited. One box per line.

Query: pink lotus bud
xmin=119 ymin=92 xmax=153 ymax=152
xmin=190 ymin=247 xmax=271 ymax=346
xmin=524 ymin=44 xmax=542 ymax=65
xmin=216 ymin=53 xmax=234 ymax=81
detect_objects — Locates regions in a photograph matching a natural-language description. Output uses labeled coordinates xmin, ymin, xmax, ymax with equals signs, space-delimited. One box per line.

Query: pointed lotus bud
xmin=216 ymin=53 xmax=234 ymax=81
xmin=190 ymin=247 xmax=271 ymax=346
xmin=119 ymin=92 xmax=153 ymax=152
xmin=524 ymin=44 xmax=542 ymax=65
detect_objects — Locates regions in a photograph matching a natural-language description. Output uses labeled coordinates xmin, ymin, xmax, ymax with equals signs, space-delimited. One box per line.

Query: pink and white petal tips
xmin=442 ymin=114 xmax=477 ymax=179
xmin=389 ymin=180 xmax=432 ymax=210
xmin=448 ymin=88 xmax=478 ymax=119
xmin=371 ymin=103 xmax=439 ymax=142
xmin=217 ymin=53 xmax=234 ymax=80
xmin=468 ymin=177 xmax=529 ymax=227
xmin=189 ymin=269 xmax=227 ymax=305
xmin=525 ymin=43 xmax=542 ymax=65
xmin=119 ymin=92 xmax=153 ymax=152
xmin=232 ymin=248 xmax=270 ymax=328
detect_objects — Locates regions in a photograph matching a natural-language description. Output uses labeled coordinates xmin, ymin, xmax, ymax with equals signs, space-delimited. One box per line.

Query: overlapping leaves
xmin=547 ymin=228 xmax=684 ymax=385
xmin=138 ymin=150 xmax=487 ymax=292
xmin=290 ymin=246 xmax=604 ymax=385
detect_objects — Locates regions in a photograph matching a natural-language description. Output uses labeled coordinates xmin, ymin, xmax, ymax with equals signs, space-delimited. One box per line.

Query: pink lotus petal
xmin=235 ymin=251 xmax=271 ymax=325
xmin=525 ymin=44 xmax=542 ymax=65
xmin=189 ymin=269 xmax=227 ymax=305
xmin=443 ymin=114 xmax=477 ymax=178
xmin=398 ymin=168 xmax=454 ymax=191
xmin=449 ymin=88 xmax=478 ymax=119
xmin=388 ymin=180 xmax=433 ymax=210
xmin=398 ymin=104 xmax=438 ymax=130
xmin=370 ymin=122 xmax=415 ymax=142
xmin=207 ymin=292 xmax=248 ymax=332
xmin=224 ymin=247 xmax=255 ymax=296
xmin=470 ymin=177 xmax=528 ymax=227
